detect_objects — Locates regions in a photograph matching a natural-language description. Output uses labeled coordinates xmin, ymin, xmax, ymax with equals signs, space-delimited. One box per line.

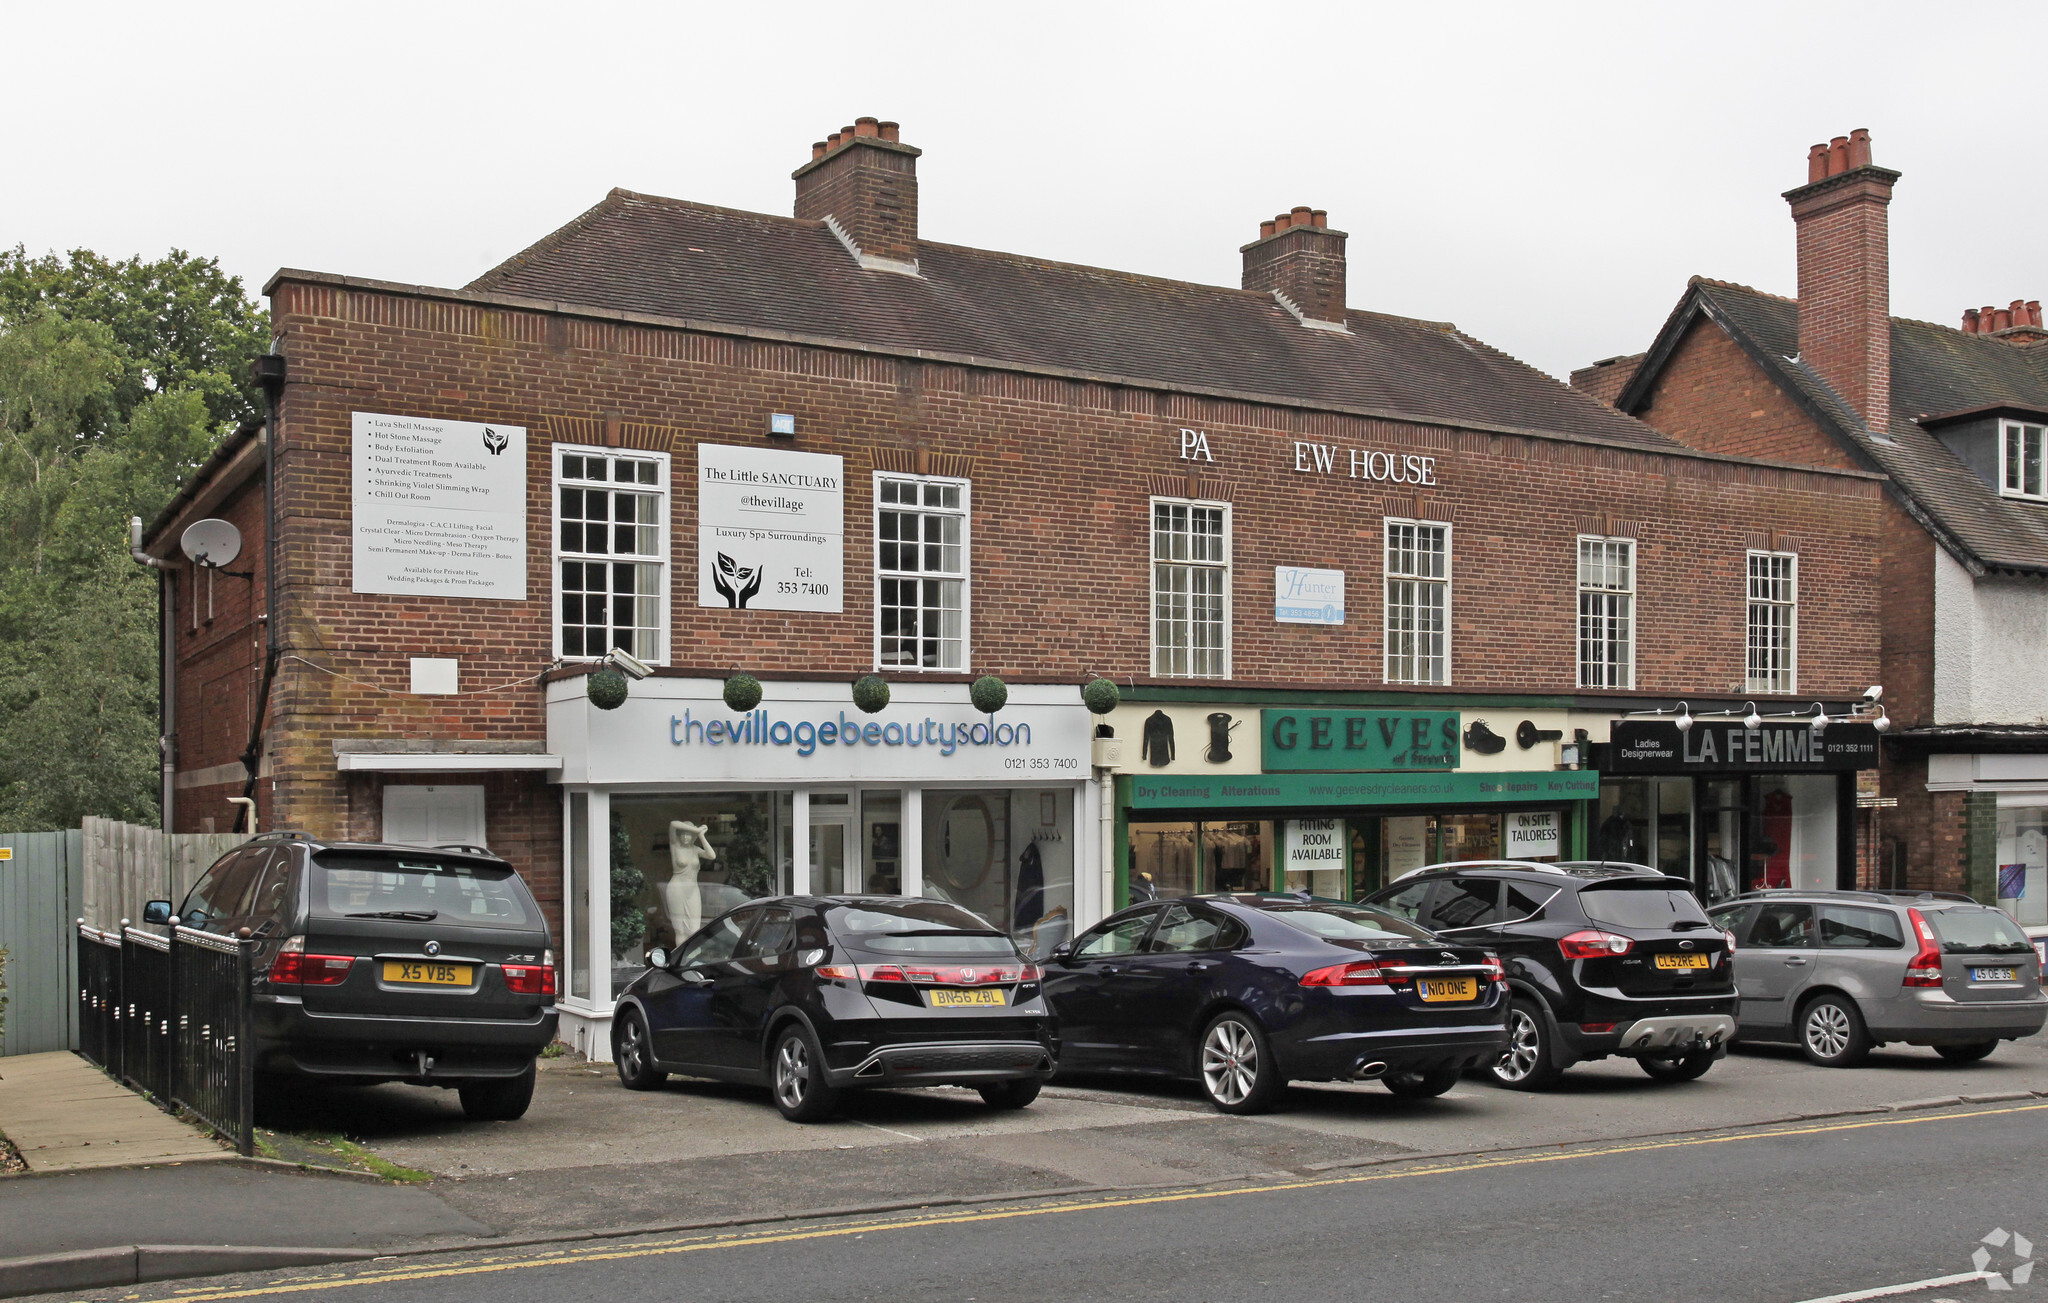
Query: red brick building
xmin=1573 ymin=129 xmax=2048 ymax=913
xmin=141 ymin=118 xmax=1885 ymax=1053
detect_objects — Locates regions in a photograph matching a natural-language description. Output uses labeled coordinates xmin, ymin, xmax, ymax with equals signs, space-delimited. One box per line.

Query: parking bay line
xmin=1790 ymin=1270 xmax=1991 ymax=1302
xmin=153 ymin=1102 xmax=2048 ymax=1302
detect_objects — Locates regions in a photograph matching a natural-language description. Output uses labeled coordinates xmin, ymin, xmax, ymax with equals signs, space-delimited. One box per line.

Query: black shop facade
xmin=1590 ymin=718 xmax=1881 ymax=906
xmin=1100 ymin=696 xmax=1611 ymax=907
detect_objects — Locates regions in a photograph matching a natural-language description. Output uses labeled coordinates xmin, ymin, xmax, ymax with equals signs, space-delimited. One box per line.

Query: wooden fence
xmin=81 ymin=817 xmax=247 ymax=936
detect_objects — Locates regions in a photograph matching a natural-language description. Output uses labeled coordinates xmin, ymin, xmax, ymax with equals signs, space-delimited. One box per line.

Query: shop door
xmin=809 ymin=795 xmax=858 ymax=894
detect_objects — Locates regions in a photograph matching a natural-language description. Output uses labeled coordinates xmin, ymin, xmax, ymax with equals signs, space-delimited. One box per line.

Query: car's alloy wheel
xmin=1489 ymin=1000 xmax=1563 ymax=1091
xmin=1198 ymin=1013 xmax=1279 ymax=1114
xmin=770 ymin=1025 xmax=839 ymax=1122
xmin=614 ymin=1012 xmax=666 ymax=1091
xmin=1799 ymin=995 xmax=1871 ymax=1068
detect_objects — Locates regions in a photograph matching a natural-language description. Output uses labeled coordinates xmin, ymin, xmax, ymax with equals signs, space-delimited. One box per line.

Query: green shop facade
xmin=1100 ymin=694 xmax=1610 ymax=908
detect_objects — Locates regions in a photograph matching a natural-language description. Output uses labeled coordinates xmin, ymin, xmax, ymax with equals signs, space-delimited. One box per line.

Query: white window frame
xmin=871 ymin=471 xmax=972 ymax=672
xmin=1745 ymin=550 xmax=1798 ymax=694
xmin=1576 ymin=535 xmax=1635 ymax=689
xmin=551 ymin=444 xmax=672 ymax=664
xmin=1150 ymin=496 xmax=1232 ymax=678
xmin=1384 ymin=518 xmax=1451 ymax=686
xmin=2000 ymin=419 xmax=2047 ymax=500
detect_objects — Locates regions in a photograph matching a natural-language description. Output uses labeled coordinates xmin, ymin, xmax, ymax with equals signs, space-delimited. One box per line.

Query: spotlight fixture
xmin=1809 ymin=702 xmax=1830 ymax=733
xmin=1742 ymin=703 xmax=1764 ymax=730
xmin=1674 ymin=702 xmax=1693 ymax=733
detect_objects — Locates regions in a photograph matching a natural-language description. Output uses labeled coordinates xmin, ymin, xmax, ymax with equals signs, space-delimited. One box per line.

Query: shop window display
xmin=1596 ymin=778 xmax=1694 ymax=879
xmin=1752 ymin=775 xmax=1834 ymax=892
xmin=608 ymin=792 xmax=791 ymax=991
xmin=923 ymin=788 xmax=1075 ymax=959
xmin=1996 ymin=806 xmax=2048 ymax=927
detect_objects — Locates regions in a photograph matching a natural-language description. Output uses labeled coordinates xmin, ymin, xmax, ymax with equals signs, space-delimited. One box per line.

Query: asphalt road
xmin=58 ymin=1099 xmax=2048 ymax=1303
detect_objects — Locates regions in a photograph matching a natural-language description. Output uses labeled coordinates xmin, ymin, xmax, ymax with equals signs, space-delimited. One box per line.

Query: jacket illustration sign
xmin=696 ymin=443 xmax=844 ymax=612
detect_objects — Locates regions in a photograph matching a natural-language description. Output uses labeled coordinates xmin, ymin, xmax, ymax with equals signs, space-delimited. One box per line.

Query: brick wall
xmin=1567 ymin=354 xmax=1641 ymax=407
xmin=1629 ymin=318 xmax=1859 ymax=469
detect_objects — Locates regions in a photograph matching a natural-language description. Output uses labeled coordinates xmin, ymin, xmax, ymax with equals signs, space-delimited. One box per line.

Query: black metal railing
xmin=74 ymin=921 xmax=254 ymax=1156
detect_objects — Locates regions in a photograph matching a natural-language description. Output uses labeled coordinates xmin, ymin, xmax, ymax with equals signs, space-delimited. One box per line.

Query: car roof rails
xmin=1869 ymin=889 xmax=1978 ymax=904
xmin=432 ymin=843 xmax=501 ymax=858
xmin=1393 ymin=860 xmax=1575 ymax=881
xmin=247 ymin=829 xmax=318 ymax=844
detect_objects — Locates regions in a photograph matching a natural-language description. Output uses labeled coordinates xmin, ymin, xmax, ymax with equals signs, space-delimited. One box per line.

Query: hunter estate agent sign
xmin=697 ymin=444 xmax=844 ymax=612
xmin=352 ymin=412 xmax=526 ymax=598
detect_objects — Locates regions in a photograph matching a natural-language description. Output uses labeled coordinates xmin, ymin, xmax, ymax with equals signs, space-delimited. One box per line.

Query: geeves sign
xmin=1262 ymin=709 xmax=1462 ymax=772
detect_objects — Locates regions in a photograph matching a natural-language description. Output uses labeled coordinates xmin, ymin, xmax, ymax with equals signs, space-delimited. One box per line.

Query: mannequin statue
xmin=665 ymin=821 xmax=716 ymax=941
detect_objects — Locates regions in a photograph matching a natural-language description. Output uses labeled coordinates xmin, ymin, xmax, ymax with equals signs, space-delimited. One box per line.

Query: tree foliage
xmin=0 ymin=248 xmax=267 ymax=829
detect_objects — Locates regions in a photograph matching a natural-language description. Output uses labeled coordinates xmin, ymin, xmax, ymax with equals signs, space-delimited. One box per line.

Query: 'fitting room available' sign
xmin=1604 ymin=720 xmax=1878 ymax=772
xmin=351 ymin=412 xmax=526 ymax=598
xmin=697 ymin=444 xmax=844 ymax=612
xmin=1262 ymin=709 xmax=1462 ymax=772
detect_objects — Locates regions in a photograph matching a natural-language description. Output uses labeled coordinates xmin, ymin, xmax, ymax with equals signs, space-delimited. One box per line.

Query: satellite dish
xmin=180 ymin=519 xmax=243 ymax=568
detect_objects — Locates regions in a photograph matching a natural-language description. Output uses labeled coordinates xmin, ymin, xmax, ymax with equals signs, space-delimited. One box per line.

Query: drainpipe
xmin=129 ymin=517 xmax=176 ymax=833
xmin=238 ymin=355 xmax=288 ymax=830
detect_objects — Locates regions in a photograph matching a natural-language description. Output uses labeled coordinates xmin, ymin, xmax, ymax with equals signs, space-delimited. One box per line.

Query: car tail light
xmin=1558 ymin=930 xmax=1633 ymax=959
xmin=1904 ymin=908 xmax=1945 ymax=988
xmin=502 ymin=963 xmax=557 ymax=996
xmin=268 ymin=938 xmax=353 ymax=986
xmin=1301 ymin=960 xmax=1388 ymax=987
xmin=1723 ymin=929 xmax=1738 ymax=952
xmin=816 ymin=964 xmax=858 ymax=981
xmin=1480 ymin=956 xmax=1505 ymax=984
xmin=846 ymin=964 xmax=1033 ymax=985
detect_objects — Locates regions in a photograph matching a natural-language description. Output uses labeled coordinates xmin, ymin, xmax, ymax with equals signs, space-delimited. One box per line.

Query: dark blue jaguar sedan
xmin=611 ymin=896 xmax=1056 ymax=1122
xmin=1043 ymin=895 xmax=1509 ymax=1113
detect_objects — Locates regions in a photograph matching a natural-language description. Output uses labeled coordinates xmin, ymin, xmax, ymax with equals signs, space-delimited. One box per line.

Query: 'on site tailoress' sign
xmin=548 ymin=678 xmax=1092 ymax=786
xmin=696 ymin=444 xmax=844 ymax=613
xmin=351 ymin=412 xmax=527 ymax=598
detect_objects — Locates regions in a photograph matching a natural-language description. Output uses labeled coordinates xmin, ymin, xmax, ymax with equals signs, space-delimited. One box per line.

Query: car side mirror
xmin=646 ymin=947 xmax=669 ymax=970
xmin=142 ymin=900 xmax=172 ymax=925
xmin=1051 ymin=941 xmax=1076 ymax=964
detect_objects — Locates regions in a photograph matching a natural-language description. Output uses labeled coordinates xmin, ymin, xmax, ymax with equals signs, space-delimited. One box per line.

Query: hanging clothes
xmin=1013 ymin=841 xmax=1045 ymax=932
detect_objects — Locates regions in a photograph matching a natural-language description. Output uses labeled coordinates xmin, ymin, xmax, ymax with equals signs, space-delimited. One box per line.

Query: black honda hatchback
xmin=611 ymin=896 xmax=1057 ymax=1122
xmin=147 ymin=832 xmax=559 ymax=1120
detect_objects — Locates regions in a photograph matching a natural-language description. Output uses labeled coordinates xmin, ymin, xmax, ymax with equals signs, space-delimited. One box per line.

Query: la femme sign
xmin=1606 ymin=720 xmax=1878 ymax=773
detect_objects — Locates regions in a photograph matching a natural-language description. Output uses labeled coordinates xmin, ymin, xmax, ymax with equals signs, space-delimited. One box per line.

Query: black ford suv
xmin=146 ymin=832 xmax=558 ymax=1120
xmin=1367 ymin=861 xmax=1736 ymax=1089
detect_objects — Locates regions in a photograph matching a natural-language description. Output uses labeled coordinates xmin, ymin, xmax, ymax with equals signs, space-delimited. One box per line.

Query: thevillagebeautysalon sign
xmin=548 ymin=678 xmax=1093 ymax=785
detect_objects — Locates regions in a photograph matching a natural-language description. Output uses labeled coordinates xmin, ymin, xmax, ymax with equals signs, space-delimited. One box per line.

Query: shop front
xmin=546 ymin=677 xmax=1098 ymax=1054
xmin=1596 ymin=719 xmax=1880 ymax=906
xmin=1105 ymin=700 xmax=1610 ymax=905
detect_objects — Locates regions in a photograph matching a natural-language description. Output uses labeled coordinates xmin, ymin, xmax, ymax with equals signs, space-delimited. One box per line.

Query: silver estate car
xmin=1707 ymin=890 xmax=2046 ymax=1067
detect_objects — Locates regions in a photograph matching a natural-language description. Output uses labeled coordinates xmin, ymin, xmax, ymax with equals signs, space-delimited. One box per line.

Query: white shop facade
xmin=545 ymin=675 xmax=1102 ymax=1056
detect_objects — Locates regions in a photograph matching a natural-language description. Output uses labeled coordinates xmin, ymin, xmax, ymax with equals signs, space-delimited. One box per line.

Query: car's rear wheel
xmin=1799 ymin=994 xmax=1872 ymax=1068
xmin=1935 ymin=1040 xmax=1998 ymax=1064
xmin=614 ymin=1010 xmax=667 ymax=1091
xmin=1489 ymin=999 xmax=1564 ymax=1091
xmin=458 ymin=1062 xmax=536 ymax=1121
xmin=770 ymin=1023 xmax=839 ymax=1123
xmin=1637 ymin=1051 xmax=1716 ymax=1082
xmin=1382 ymin=1067 xmax=1461 ymax=1098
xmin=1198 ymin=1012 xmax=1282 ymax=1115
xmin=977 ymin=1078 xmax=1041 ymax=1110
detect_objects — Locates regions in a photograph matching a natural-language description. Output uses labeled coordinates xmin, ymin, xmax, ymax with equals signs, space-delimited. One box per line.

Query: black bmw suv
xmin=1367 ymin=861 xmax=1736 ymax=1089
xmin=146 ymin=832 xmax=558 ymax=1120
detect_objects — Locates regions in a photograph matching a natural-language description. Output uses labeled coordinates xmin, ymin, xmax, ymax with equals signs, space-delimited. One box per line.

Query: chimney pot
xmin=1847 ymin=128 xmax=1873 ymax=169
xmin=1243 ymin=204 xmax=1346 ymax=324
xmin=813 ymin=141 xmax=827 ymax=160
xmin=854 ymin=117 xmax=879 ymax=137
xmin=1828 ymin=136 xmax=1850 ymax=176
xmin=878 ymin=120 xmax=900 ymax=142
xmin=1291 ymin=205 xmax=1313 ymax=221
xmin=1259 ymin=219 xmax=1277 ymax=239
xmin=1964 ymin=308 xmax=1981 ymax=333
xmin=1311 ymin=209 xmax=1328 ymax=228
xmin=1994 ymin=308 xmax=2013 ymax=331
xmin=2029 ymin=301 xmax=2043 ymax=327
xmin=795 ymin=115 xmax=921 ymax=267
xmin=1808 ymin=144 xmax=1830 ymax=184
xmin=1273 ymin=211 xmax=1292 ymax=231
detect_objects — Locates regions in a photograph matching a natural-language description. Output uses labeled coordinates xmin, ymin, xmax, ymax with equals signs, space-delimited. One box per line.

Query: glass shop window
xmin=1750 ymin=775 xmax=1837 ymax=893
xmin=1596 ymin=778 xmax=1694 ymax=879
xmin=923 ymin=788 xmax=1075 ymax=960
xmin=1997 ymin=806 xmax=2048 ymax=928
xmin=607 ymin=792 xmax=792 ymax=993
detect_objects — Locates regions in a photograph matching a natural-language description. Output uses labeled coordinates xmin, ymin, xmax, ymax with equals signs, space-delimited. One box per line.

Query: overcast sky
xmin=9 ymin=2 xmax=2042 ymax=380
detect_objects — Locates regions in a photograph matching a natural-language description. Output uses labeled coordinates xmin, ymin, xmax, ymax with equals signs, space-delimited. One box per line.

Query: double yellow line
xmin=151 ymin=1102 xmax=2046 ymax=1301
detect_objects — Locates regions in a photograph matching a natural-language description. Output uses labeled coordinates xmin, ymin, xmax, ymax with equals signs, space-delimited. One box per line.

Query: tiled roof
xmin=467 ymin=189 xmax=1680 ymax=452
xmin=1652 ymin=280 xmax=2048 ymax=573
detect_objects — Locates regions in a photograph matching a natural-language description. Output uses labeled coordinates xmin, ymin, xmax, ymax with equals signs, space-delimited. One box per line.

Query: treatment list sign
xmin=697 ymin=444 xmax=844 ymax=612
xmin=351 ymin=412 xmax=527 ymax=598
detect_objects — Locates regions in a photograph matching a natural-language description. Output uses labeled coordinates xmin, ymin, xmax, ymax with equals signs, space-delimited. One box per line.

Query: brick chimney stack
xmin=1242 ymin=206 xmax=1348 ymax=330
xmin=1784 ymin=128 xmax=1900 ymax=433
xmin=794 ymin=117 xmax=922 ymax=273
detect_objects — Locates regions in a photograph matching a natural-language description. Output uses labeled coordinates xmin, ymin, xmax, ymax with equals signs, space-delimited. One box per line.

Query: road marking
xmin=1790 ymin=1270 xmax=1990 ymax=1302
xmin=146 ymin=1101 xmax=2048 ymax=1302
xmin=850 ymin=1118 xmax=926 ymax=1142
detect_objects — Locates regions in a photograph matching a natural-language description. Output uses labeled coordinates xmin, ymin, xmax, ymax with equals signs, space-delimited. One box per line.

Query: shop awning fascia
xmin=334 ymin=753 xmax=563 ymax=773
xmin=1126 ymin=769 xmax=1597 ymax=812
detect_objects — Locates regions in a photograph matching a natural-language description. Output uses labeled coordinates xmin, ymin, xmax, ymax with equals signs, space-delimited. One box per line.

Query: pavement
xmin=5 ymin=1035 xmax=2048 ymax=1295
xmin=0 ymin=1053 xmax=228 ymax=1171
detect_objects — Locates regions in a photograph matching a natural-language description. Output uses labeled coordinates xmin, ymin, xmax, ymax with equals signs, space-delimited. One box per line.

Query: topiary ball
xmin=851 ymin=674 xmax=891 ymax=715
xmin=971 ymin=674 xmax=1008 ymax=715
xmin=587 ymin=668 xmax=629 ymax=710
xmin=1082 ymin=677 xmax=1120 ymax=715
xmin=723 ymin=672 xmax=763 ymax=713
